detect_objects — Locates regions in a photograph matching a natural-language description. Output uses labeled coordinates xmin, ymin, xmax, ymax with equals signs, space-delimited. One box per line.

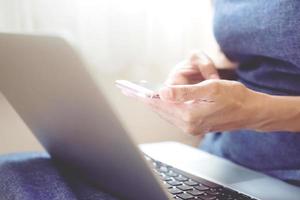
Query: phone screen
xmin=115 ymin=80 xmax=161 ymax=98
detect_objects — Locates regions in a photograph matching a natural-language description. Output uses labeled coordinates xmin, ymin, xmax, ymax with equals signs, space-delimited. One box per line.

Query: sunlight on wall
xmin=0 ymin=0 xmax=216 ymax=79
xmin=0 ymin=0 xmax=216 ymax=152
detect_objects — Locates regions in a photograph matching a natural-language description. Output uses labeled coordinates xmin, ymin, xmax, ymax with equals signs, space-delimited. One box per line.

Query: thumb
xmin=159 ymin=82 xmax=213 ymax=102
xmin=191 ymin=53 xmax=220 ymax=80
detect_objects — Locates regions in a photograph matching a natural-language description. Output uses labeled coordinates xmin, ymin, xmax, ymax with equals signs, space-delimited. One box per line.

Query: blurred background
xmin=0 ymin=0 xmax=220 ymax=154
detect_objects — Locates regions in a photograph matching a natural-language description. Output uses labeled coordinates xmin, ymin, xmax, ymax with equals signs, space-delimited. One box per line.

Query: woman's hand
xmin=121 ymin=52 xmax=300 ymax=134
xmin=125 ymin=53 xmax=267 ymax=136
xmin=143 ymin=80 xmax=263 ymax=136
xmin=164 ymin=52 xmax=220 ymax=85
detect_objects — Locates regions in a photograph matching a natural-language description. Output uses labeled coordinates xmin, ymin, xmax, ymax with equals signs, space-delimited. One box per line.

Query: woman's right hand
xmin=164 ymin=52 xmax=220 ymax=86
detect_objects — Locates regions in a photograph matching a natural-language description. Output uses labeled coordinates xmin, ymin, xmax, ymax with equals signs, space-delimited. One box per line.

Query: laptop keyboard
xmin=145 ymin=156 xmax=259 ymax=200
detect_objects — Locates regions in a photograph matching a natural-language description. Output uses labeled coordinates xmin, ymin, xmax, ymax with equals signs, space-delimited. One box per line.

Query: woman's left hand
xmin=138 ymin=79 xmax=265 ymax=136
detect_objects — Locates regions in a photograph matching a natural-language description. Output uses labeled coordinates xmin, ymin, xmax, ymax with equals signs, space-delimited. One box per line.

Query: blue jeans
xmin=0 ymin=152 xmax=119 ymax=200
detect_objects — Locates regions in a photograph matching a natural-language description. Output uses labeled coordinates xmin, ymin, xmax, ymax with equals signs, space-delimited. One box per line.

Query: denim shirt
xmin=200 ymin=0 xmax=300 ymax=184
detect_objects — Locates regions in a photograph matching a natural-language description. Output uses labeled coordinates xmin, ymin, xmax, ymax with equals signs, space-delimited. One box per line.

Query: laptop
xmin=0 ymin=33 xmax=300 ymax=200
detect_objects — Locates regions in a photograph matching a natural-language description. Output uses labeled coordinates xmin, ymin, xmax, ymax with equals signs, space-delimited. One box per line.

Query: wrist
xmin=242 ymin=89 xmax=274 ymax=131
xmin=243 ymin=90 xmax=300 ymax=132
xmin=262 ymin=95 xmax=300 ymax=132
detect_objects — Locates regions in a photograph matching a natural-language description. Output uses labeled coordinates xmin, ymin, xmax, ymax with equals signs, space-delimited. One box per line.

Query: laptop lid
xmin=0 ymin=33 xmax=168 ymax=200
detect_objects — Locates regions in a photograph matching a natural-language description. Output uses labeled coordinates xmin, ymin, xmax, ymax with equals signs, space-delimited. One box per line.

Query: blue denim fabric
xmin=201 ymin=0 xmax=300 ymax=184
xmin=0 ymin=152 xmax=118 ymax=200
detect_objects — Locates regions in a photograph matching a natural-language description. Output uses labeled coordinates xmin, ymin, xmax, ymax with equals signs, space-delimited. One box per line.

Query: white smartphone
xmin=115 ymin=80 xmax=161 ymax=99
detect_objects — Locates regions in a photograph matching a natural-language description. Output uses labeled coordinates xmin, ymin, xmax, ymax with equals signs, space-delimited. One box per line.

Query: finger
xmin=142 ymin=97 xmax=209 ymax=136
xmin=144 ymin=98 xmax=180 ymax=113
xmin=164 ymin=60 xmax=205 ymax=85
xmin=165 ymin=72 xmax=191 ymax=85
xmin=149 ymin=105 xmax=201 ymax=136
xmin=144 ymin=98 xmax=188 ymax=127
xmin=159 ymin=81 xmax=215 ymax=102
xmin=190 ymin=52 xmax=220 ymax=80
xmin=165 ymin=69 xmax=204 ymax=85
xmin=149 ymin=105 xmax=185 ymax=128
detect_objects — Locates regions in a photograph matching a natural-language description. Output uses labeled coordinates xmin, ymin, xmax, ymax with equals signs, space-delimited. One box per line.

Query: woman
xmin=1 ymin=0 xmax=299 ymax=199
xmin=140 ymin=0 xmax=300 ymax=186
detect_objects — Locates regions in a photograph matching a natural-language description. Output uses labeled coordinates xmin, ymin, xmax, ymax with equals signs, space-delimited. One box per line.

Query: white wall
xmin=0 ymin=0 xmax=218 ymax=154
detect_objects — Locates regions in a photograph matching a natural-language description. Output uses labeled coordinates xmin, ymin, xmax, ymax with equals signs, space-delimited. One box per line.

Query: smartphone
xmin=115 ymin=80 xmax=161 ymax=99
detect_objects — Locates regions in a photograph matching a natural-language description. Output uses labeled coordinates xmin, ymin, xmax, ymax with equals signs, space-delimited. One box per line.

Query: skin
xmin=121 ymin=52 xmax=300 ymax=136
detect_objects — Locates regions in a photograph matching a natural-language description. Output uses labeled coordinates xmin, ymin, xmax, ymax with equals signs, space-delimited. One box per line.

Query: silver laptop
xmin=0 ymin=33 xmax=299 ymax=200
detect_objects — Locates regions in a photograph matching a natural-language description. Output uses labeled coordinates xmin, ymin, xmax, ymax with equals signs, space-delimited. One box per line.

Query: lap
xmin=0 ymin=152 xmax=118 ymax=200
